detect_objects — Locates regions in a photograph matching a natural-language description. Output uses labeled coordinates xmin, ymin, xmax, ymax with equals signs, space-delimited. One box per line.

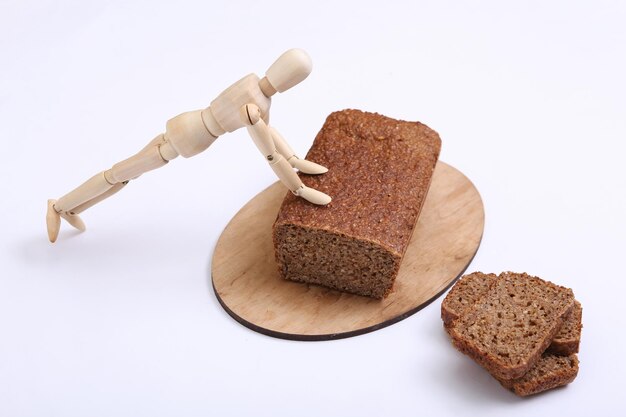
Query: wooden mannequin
xmin=46 ymin=49 xmax=331 ymax=243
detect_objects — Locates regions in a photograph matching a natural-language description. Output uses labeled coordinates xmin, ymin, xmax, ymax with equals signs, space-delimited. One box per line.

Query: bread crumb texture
xmin=497 ymin=353 xmax=579 ymax=396
xmin=449 ymin=272 xmax=575 ymax=379
xmin=442 ymin=272 xmax=582 ymax=355
xmin=273 ymin=109 xmax=441 ymax=298
xmin=443 ymin=271 xmax=581 ymax=396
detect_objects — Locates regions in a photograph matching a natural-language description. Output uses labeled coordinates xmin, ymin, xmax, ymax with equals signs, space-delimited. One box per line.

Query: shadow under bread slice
xmin=442 ymin=272 xmax=582 ymax=355
xmin=447 ymin=272 xmax=575 ymax=380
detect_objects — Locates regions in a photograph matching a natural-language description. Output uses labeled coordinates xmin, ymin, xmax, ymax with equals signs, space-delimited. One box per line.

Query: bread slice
xmin=547 ymin=301 xmax=583 ymax=355
xmin=496 ymin=353 xmax=579 ymax=396
xmin=442 ymin=272 xmax=582 ymax=355
xmin=447 ymin=272 xmax=575 ymax=380
xmin=441 ymin=272 xmax=497 ymax=326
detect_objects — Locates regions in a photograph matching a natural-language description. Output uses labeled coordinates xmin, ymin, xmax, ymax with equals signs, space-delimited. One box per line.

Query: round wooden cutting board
xmin=211 ymin=161 xmax=484 ymax=340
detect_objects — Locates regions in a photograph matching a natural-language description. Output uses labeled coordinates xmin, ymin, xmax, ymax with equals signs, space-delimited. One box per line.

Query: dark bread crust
xmin=273 ymin=109 xmax=441 ymax=298
xmin=497 ymin=354 xmax=579 ymax=396
xmin=448 ymin=272 xmax=575 ymax=380
xmin=443 ymin=272 xmax=582 ymax=356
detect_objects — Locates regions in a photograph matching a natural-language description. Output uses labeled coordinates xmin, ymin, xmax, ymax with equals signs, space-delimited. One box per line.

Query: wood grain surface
xmin=211 ymin=161 xmax=484 ymax=340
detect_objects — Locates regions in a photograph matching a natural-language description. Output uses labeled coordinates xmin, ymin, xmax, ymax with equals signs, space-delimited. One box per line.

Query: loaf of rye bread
xmin=273 ymin=109 xmax=441 ymax=298
xmin=495 ymin=353 xmax=579 ymax=396
xmin=442 ymin=272 xmax=582 ymax=355
xmin=447 ymin=272 xmax=575 ymax=380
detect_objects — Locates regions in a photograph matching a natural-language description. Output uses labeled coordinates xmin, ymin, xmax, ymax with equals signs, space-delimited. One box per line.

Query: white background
xmin=1 ymin=1 xmax=625 ymax=416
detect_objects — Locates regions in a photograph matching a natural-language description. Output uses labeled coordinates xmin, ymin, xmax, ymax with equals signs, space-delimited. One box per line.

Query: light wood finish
xmin=265 ymin=49 xmax=312 ymax=93
xmin=105 ymin=141 xmax=168 ymax=184
xmin=55 ymin=172 xmax=113 ymax=213
xmin=208 ymin=74 xmax=271 ymax=133
xmin=139 ymin=132 xmax=167 ymax=153
xmin=59 ymin=212 xmax=85 ymax=231
xmin=295 ymin=184 xmax=332 ymax=205
xmin=258 ymin=76 xmax=277 ymax=97
xmin=269 ymin=126 xmax=296 ymax=159
xmin=212 ymin=161 xmax=485 ymax=340
xmin=165 ymin=111 xmax=217 ymax=158
xmin=289 ymin=158 xmax=328 ymax=174
xmin=245 ymin=109 xmax=278 ymax=158
xmin=71 ymin=182 xmax=127 ymax=214
xmin=200 ymin=108 xmax=225 ymax=138
xmin=270 ymin=127 xmax=327 ymax=174
xmin=47 ymin=49 xmax=329 ymax=242
xmin=243 ymin=104 xmax=331 ymax=205
xmin=157 ymin=141 xmax=179 ymax=162
xmin=270 ymin=158 xmax=303 ymax=193
xmin=46 ymin=199 xmax=61 ymax=243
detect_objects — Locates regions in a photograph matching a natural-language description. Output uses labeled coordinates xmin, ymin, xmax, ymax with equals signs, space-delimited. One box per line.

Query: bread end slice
xmin=547 ymin=301 xmax=583 ymax=355
xmin=497 ymin=353 xmax=579 ymax=396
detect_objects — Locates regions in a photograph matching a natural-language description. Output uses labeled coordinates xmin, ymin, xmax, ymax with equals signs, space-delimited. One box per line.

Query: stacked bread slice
xmin=442 ymin=272 xmax=582 ymax=396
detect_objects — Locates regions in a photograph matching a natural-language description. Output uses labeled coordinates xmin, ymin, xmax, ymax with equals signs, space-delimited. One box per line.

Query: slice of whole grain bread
xmin=447 ymin=272 xmax=575 ymax=380
xmin=496 ymin=353 xmax=579 ymax=396
xmin=442 ymin=272 xmax=582 ymax=355
xmin=547 ymin=301 xmax=582 ymax=355
xmin=441 ymin=272 xmax=498 ymax=326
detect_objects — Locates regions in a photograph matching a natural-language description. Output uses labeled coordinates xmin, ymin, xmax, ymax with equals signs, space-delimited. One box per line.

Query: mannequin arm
xmin=269 ymin=127 xmax=328 ymax=174
xmin=241 ymin=104 xmax=331 ymax=205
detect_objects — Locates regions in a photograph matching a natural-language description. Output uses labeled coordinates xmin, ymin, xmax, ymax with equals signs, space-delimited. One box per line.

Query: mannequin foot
xmin=60 ymin=212 xmax=86 ymax=232
xmin=46 ymin=199 xmax=61 ymax=243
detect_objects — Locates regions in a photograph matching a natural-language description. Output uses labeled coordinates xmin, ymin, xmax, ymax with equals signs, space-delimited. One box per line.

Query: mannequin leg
xmin=46 ymin=134 xmax=179 ymax=242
